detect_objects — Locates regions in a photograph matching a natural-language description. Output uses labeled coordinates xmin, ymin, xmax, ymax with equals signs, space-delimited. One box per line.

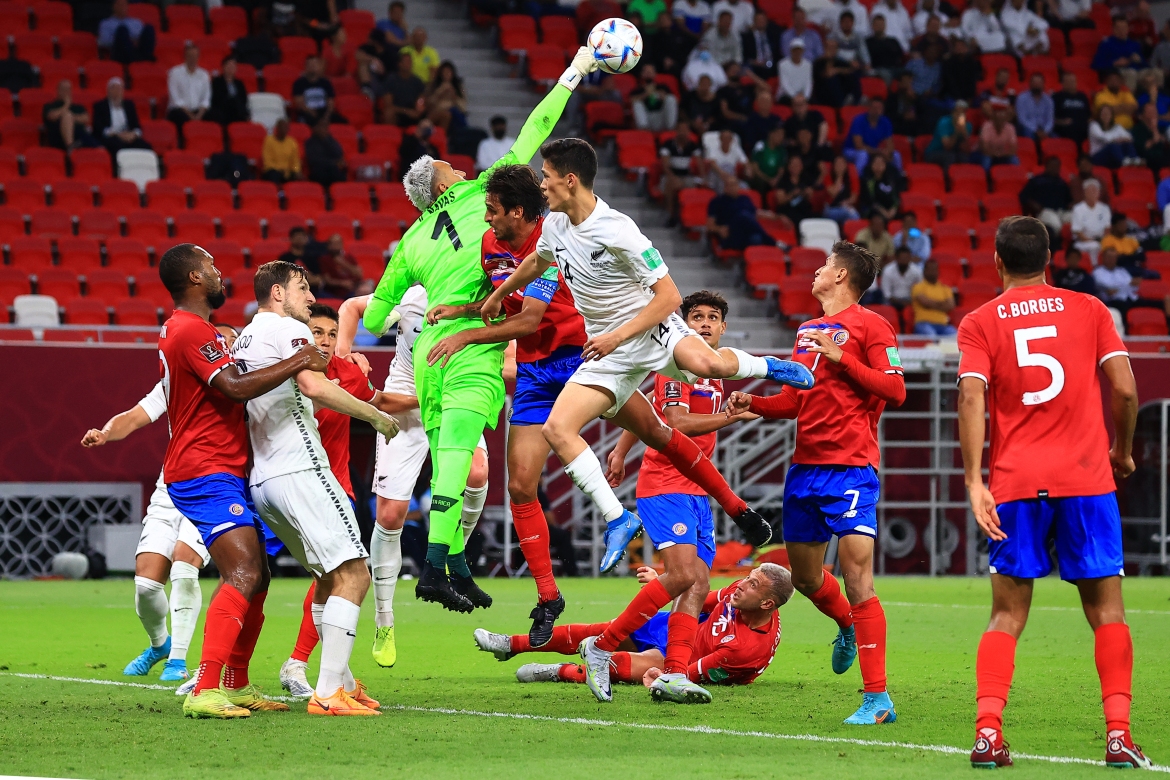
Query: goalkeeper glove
xmin=558 ymin=46 xmax=599 ymax=91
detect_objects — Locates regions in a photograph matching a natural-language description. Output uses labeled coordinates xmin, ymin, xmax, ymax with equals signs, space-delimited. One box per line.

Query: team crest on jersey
xmin=720 ymin=634 xmax=736 ymax=644
xmin=198 ymin=341 xmax=224 ymax=363
xmin=291 ymin=337 xmax=309 ymax=348
xmin=672 ymin=522 xmax=687 ymax=535
xmin=228 ymin=503 xmax=244 ymax=516
xmin=832 ymin=329 xmax=850 ymax=346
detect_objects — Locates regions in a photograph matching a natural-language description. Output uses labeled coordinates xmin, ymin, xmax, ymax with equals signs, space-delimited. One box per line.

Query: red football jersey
xmin=159 ymin=309 xmax=248 ymax=484
xmin=637 ymin=373 xmax=723 ymax=497
xmin=957 ymin=285 xmax=1128 ymax=503
xmin=316 ymin=355 xmax=378 ymax=500
xmin=689 ymin=579 xmax=781 ymax=686
xmin=784 ymin=304 xmax=903 ymax=468
xmin=481 ymin=217 xmax=587 ymax=363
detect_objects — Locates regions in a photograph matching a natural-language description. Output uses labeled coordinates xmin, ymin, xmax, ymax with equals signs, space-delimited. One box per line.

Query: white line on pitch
xmin=2 ymin=673 xmax=1164 ymax=772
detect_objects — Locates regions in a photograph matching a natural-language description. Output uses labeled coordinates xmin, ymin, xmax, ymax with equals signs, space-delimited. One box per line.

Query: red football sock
xmin=194 ymin=584 xmax=249 ymax=695
xmin=1095 ymin=622 xmax=1133 ymax=733
xmin=512 ymin=500 xmax=559 ymax=603
xmin=289 ymin=582 xmax=318 ymax=663
xmin=557 ymin=664 xmax=586 ymax=683
xmin=975 ymin=630 xmax=1017 ymax=731
xmin=852 ymin=596 xmax=887 ymax=693
xmin=511 ymin=622 xmax=611 ymax=655
xmin=597 ymin=579 xmax=672 ymax=652
xmin=223 ymin=589 xmax=267 ymax=690
xmin=660 ymin=429 xmax=748 ymax=517
xmin=609 ymin=652 xmax=634 ymax=683
xmin=663 ymin=612 xmax=699 ymax=675
xmin=807 ymin=574 xmax=854 ymax=628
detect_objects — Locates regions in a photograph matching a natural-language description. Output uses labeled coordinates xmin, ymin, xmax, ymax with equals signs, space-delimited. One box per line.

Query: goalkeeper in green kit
xmin=362 ymin=47 xmax=597 ymax=613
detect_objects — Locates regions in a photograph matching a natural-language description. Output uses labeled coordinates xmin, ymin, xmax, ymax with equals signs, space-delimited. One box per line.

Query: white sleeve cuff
xmin=1098 ymin=350 xmax=1129 ymax=366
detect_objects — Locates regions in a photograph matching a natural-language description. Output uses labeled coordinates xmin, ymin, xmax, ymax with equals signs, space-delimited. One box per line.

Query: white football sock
xmin=461 ymin=484 xmax=489 ymax=542
xmin=371 ymin=525 xmax=401 ymax=629
xmin=311 ymin=601 xmax=324 ymax=636
xmin=167 ymin=562 xmax=202 ymax=662
xmin=134 ymin=576 xmax=169 ymax=649
xmin=727 ymin=348 xmax=770 ymax=380
xmin=564 ymin=448 xmax=624 ymax=522
xmin=316 ymin=596 xmax=361 ymax=697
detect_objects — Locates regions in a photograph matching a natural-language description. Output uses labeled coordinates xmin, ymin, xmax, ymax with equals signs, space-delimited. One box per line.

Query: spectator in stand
xmin=1150 ymin=21 xmax=1170 ymax=73
xmin=893 ymin=211 xmax=931 ymax=262
xmin=925 ymin=99 xmax=973 ymax=167
xmin=718 ymin=61 xmax=764 ymax=125
xmin=261 ymin=119 xmax=302 ymax=184
xmin=1100 ymin=212 xmax=1142 ymax=263
xmin=279 ymin=226 xmax=324 ymax=291
xmin=381 ymin=51 xmax=426 ymax=127
xmin=855 ymin=211 xmax=896 ymax=260
xmin=1094 ymin=70 xmax=1139 ymax=130
xmin=166 ymin=44 xmax=211 ymax=131
xmin=673 ymin=0 xmax=713 ymax=41
xmin=940 ymin=36 xmax=981 ymax=103
xmin=978 ymin=68 xmax=1019 ymax=114
xmin=881 ymin=246 xmax=924 ymax=311
xmin=1015 ymin=73 xmax=1055 ymax=140
xmin=772 ymin=154 xmax=819 ymax=226
xmin=1044 ymin=0 xmax=1094 ymax=33
xmin=322 ymin=28 xmax=357 ymax=79
xmin=711 ymin=0 xmax=755 ymax=36
xmin=631 ymin=64 xmax=680 ymax=132
xmin=405 ymin=27 xmax=440 ymax=83
xmin=1093 ymin=18 xmax=1146 ymax=91
xmin=1133 ymin=102 xmax=1170 ymax=170
xmin=831 ymin=11 xmax=872 ymax=71
xmin=886 ymin=71 xmax=923 ymax=136
xmin=743 ymin=10 xmax=782 ymax=80
xmin=643 ymin=12 xmax=692 ymax=78
xmin=399 ymin=118 xmax=441 ymax=173
xmin=1069 ymin=154 xmax=1110 ymax=204
xmin=1136 ymin=71 xmax=1170 ymax=125
xmin=785 ymin=94 xmax=830 ymax=150
xmin=1054 ymin=247 xmax=1098 ymax=295
xmin=845 ymin=97 xmax=897 ymax=173
xmin=781 ymin=9 xmax=824 ymax=59
xmin=1130 ymin=0 xmax=1158 ymax=51
xmin=740 ymin=92 xmax=781 ymax=154
xmin=209 ymin=56 xmax=249 ymax=126
xmin=1071 ymin=178 xmax=1111 ymax=262
xmin=321 ymin=234 xmax=374 ymax=298
xmin=866 ymin=15 xmax=905 ymax=84
xmin=914 ymin=0 xmax=961 ymax=40
xmin=305 ymin=117 xmax=347 ymax=187
xmin=377 ymin=1 xmax=409 ymax=46
xmin=1093 ymin=248 xmax=1137 ymax=309
xmin=871 ymin=0 xmax=913 ymax=52
xmin=914 ymin=16 xmax=953 ymax=58
xmin=424 ymin=61 xmax=468 ymax=130
xmin=961 ymin=0 xmax=1008 ymax=53
xmin=777 ymin=38 xmax=814 ymax=103
xmin=1020 ymin=155 xmax=1074 ymax=234
xmin=858 ymin=153 xmax=901 ymax=221
xmin=814 ymin=38 xmax=861 ymax=108
xmin=681 ymin=45 xmax=729 ymax=91
xmin=92 ymin=77 xmax=149 ymax=155
xmin=823 ymin=154 xmax=861 ymax=226
xmin=706 ymin=170 xmax=773 ymax=250
xmin=911 ymin=259 xmax=957 ymax=335
xmin=99 ymin=0 xmax=156 ymax=65
xmin=747 ymin=125 xmax=787 ymax=196
xmin=661 ymin=121 xmax=702 ymax=226
xmin=1000 ymin=0 xmax=1049 ymax=56
xmin=476 ymin=116 xmax=514 ymax=172
xmin=1053 ymin=72 xmax=1092 ymax=144
xmin=629 ymin=0 xmax=669 ymax=26
xmin=577 ymin=0 xmax=624 ymax=36
xmin=294 ymin=56 xmax=340 ymax=125
xmin=683 ymin=74 xmax=721 ymax=133
xmin=792 ymin=125 xmax=833 ymax=170
xmin=44 ymin=80 xmax=97 ymax=151
xmin=355 ymin=31 xmax=392 ymax=98
xmin=700 ymin=11 xmax=743 ymax=66
xmin=703 ymin=128 xmax=749 ymax=189
xmin=978 ymin=99 xmax=1019 ymax=168
xmin=1089 ymin=105 xmax=1138 ymax=168
xmin=905 ymin=41 xmax=943 ymax=101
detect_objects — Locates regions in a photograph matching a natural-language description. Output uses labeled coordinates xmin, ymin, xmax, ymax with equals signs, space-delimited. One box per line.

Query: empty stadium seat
xmin=65 ymin=298 xmax=110 ymax=325
xmin=278 ymin=37 xmax=318 ymax=69
xmin=498 ymin=14 xmax=537 ymax=57
xmin=1126 ymin=308 xmax=1169 ymax=336
xmin=948 ymin=163 xmax=987 ymax=195
xmin=8 ymin=236 xmax=53 ymax=269
xmin=57 ymin=238 xmax=102 ymax=271
xmin=117 ymin=149 xmax=160 ymax=192
xmin=203 ymin=240 xmax=246 ymax=274
xmin=84 ymin=269 xmax=130 ymax=305
xmin=12 ymin=32 xmax=53 ymax=62
xmin=209 ymin=6 xmax=248 ymax=39
xmin=247 ymin=93 xmax=286 ymax=132
xmin=114 ymin=298 xmax=160 ymax=326
xmin=227 ymin=269 xmax=256 ymax=297
xmin=191 ymin=180 xmax=233 ymax=212
xmin=958 ymin=280 xmax=998 ymax=307
xmin=336 ymin=95 xmax=374 ymax=129
xmin=182 ymin=121 xmax=224 ymax=157
xmin=13 ymin=294 xmax=60 ymax=325
xmin=539 ymin=16 xmax=578 ymax=54
xmin=36 ymin=268 xmax=81 ymax=303
xmin=228 ymin=121 xmax=267 ymax=160
xmin=5 ymin=179 xmax=47 ymax=213
xmin=266 ymin=212 xmax=307 ymax=240
xmin=105 ymin=238 xmax=150 ymax=271
xmin=220 ymin=212 xmax=262 ymax=243
xmin=0 ymin=265 xmax=31 ymax=305
xmin=260 ymin=65 xmax=299 ymax=98
xmin=70 ymin=148 xmax=113 ymax=181
xmin=330 ymin=182 xmax=372 ymax=213
xmin=0 ymin=118 xmax=39 ymax=153
xmin=237 ymin=181 xmax=280 ymax=216
xmin=249 ymin=240 xmax=285 ymax=267
xmin=124 ymin=211 xmax=168 ymax=244
xmin=942 ymin=194 xmax=981 ymax=224
xmin=141 ymin=120 xmax=178 ymax=154
xmin=359 ymin=214 xmax=401 ymax=245
xmin=145 ymin=180 xmax=187 ymax=212
xmin=161 ymin=151 xmax=204 ymax=184
xmin=133 ymin=278 xmax=172 ymax=308
xmin=867 ymin=303 xmax=902 ymax=333
xmin=313 ymin=213 xmax=355 ymax=240
xmin=166 ymin=4 xmax=206 ymax=37
xmin=51 ymin=180 xmax=94 ymax=212
xmin=284 ymin=181 xmax=325 ymax=214
xmin=172 ymin=211 xmax=216 ymax=243
xmin=77 ymin=209 xmax=120 ymax=239
xmin=29 ymin=208 xmax=72 ymax=238
xmin=0 ymin=2 xmax=29 ymax=33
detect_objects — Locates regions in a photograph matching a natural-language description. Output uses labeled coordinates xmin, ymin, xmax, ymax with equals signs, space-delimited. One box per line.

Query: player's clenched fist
xmin=371 ymin=410 xmax=400 ymax=443
xmin=81 ymin=429 xmax=107 ymax=447
xmin=724 ymin=391 xmax=753 ymax=417
xmin=1109 ymin=446 xmax=1136 ymax=480
xmin=299 ymin=342 xmax=330 ymax=372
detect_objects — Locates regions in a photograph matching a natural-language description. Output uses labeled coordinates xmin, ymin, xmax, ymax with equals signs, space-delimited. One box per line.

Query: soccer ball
xmin=588 ymin=18 xmax=642 ymax=75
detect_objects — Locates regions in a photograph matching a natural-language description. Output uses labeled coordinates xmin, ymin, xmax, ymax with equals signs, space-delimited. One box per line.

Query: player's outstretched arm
xmin=427 ymin=295 xmax=548 ymax=367
xmin=336 ymin=294 xmax=371 ymax=357
xmin=957 ymin=376 xmax=1004 ymax=541
xmin=365 ymin=250 xmax=414 ymax=336
xmin=1102 ymin=354 xmax=1139 ymax=480
xmin=663 ymin=403 xmax=758 ymax=437
xmin=725 ymin=388 xmax=799 ymax=419
xmin=296 ymin=370 xmax=400 ymax=441
xmin=81 ymin=405 xmax=152 ymax=447
xmin=371 ymin=391 xmax=419 ymax=416
xmin=804 ymin=330 xmax=905 ymax=405
xmin=581 ymin=275 xmax=683 ymax=361
xmin=211 ymin=343 xmax=329 ymax=402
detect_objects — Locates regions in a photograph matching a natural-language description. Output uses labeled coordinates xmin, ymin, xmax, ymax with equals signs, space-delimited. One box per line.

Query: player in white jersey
xmin=336 ymin=286 xmax=491 ymax=667
xmin=232 ymin=260 xmax=399 ymax=716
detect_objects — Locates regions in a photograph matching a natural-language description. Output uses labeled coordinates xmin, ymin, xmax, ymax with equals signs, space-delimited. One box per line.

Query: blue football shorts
xmin=167 ymin=473 xmax=264 ymax=551
xmin=990 ymin=494 xmax=1125 ymax=581
xmin=782 ymin=464 xmax=880 ymax=544
xmin=630 ymin=610 xmax=712 ymax=654
xmin=510 ymin=345 xmax=584 ymax=427
xmin=636 ymin=493 xmax=716 ymax=569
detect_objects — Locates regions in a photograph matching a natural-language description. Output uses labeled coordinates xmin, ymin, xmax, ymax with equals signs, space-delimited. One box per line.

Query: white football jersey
xmin=232 ymin=311 xmax=328 ymax=485
xmin=536 ymin=197 xmax=669 ymax=337
xmin=137 ymin=381 xmax=169 ymax=490
xmin=382 ymin=285 xmax=427 ymax=395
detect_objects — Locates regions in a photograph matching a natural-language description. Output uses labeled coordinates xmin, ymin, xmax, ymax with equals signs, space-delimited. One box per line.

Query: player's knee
xmin=227 ymin=568 xmax=264 ymax=600
xmin=541 ymin=419 xmax=569 ymax=450
xmin=468 ymin=458 xmax=489 ymax=489
xmin=507 ymin=476 xmax=538 ymax=505
xmin=690 ymin=352 xmax=727 ymax=379
xmin=791 ymin=571 xmax=823 ymax=595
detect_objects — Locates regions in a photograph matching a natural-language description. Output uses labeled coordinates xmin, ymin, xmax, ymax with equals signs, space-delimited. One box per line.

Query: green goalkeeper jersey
xmin=363 ymin=85 xmax=570 ymax=346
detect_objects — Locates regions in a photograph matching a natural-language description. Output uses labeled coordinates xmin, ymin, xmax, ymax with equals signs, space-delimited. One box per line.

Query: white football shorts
xmin=135 ymin=485 xmax=211 ymax=566
xmin=372 ymin=408 xmax=488 ymax=501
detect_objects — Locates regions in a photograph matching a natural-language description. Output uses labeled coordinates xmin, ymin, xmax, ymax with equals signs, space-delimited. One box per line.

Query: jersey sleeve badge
xmin=198 ymin=341 xmax=225 ymax=362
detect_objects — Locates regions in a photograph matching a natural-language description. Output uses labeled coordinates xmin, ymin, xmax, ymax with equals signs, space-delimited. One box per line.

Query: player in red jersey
xmin=280 ymin=302 xmax=421 ymax=698
xmin=157 ymin=243 xmax=328 ymax=719
xmin=472 ymin=563 xmax=792 ymax=689
xmin=957 ymin=217 xmax=1150 ymax=769
xmin=424 ymin=163 xmax=588 ymax=646
xmin=726 ymin=241 xmax=905 ymax=725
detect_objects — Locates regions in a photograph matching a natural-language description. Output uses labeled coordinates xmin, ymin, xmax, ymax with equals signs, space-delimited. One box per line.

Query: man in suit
xmin=209 ymin=55 xmax=250 ymax=126
xmin=92 ymin=77 xmax=151 ymax=155
xmin=742 ymin=9 xmax=782 ymax=80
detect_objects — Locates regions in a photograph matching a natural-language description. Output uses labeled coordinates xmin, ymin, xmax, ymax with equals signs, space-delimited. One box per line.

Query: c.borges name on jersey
xmin=996 ymin=296 xmax=1066 ymax=319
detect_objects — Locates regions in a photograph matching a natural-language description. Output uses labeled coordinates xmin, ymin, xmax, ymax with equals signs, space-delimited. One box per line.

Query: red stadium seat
xmin=202 ymin=240 xmax=246 ymax=274
xmin=220 ymin=212 xmax=262 ymax=243
xmin=0 ymin=90 xmax=12 ymax=121
xmin=134 ymin=277 xmax=173 ymax=308
xmin=84 ymin=269 xmax=131 ymax=304
xmin=339 ymin=8 xmax=376 ymax=40
xmin=57 ymin=237 xmax=102 ymax=270
xmin=527 ymin=44 xmax=565 ymax=86
xmin=38 ymin=61 xmax=80 ymax=91
xmin=1118 ymin=166 xmax=1155 ymax=195
xmin=932 ymin=253 xmax=965 ymax=286
xmin=145 ymin=180 xmax=187 ymax=212
xmin=362 ymin=125 xmax=402 ymax=156
xmin=328 ymin=124 xmax=359 ymax=159
xmin=128 ymin=62 xmax=169 ymax=107
xmin=105 ymin=238 xmax=150 ymax=271
xmin=162 ymin=151 xmax=205 ymax=184
xmin=860 ymin=76 xmax=887 ymax=99
xmin=1127 ymin=308 xmax=1169 ymax=335
xmin=0 ymin=2 xmax=29 ymax=33
xmin=94 ymin=180 xmax=139 ymax=213
xmin=172 ymin=211 xmax=216 ymax=243
xmin=336 ymin=95 xmax=374 ymax=129
xmin=64 ymin=297 xmax=110 ymax=325
xmin=237 ymin=180 xmax=280 ymax=216
xmin=867 ymin=303 xmax=902 ymax=333
xmin=153 ymin=34 xmax=188 ymax=68
xmin=349 ymin=241 xmax=386 ymax=279
xmin=209 ymin=6 xmax=248 ymax=39
xmin=283 ymin=181 xmax=325 ymax=214
xmin=498 ymin=14 xmax=537 ymax=58
xmin=249 ymin=239 xmax=285 ymax=267
xmin=899 ymin=192 xmax=937 ymax=228
xmin=125 ymin=211 xmax=169 ymax=245
xmin=1138 ymin=279 xmax=1169 ymax=300
xmin=330 ymin=182 xmax=372 ymax=214
xmin=141 ymin=120 xmax=178 ymax=154
xmin=1114 ymin=196 xmax=1153 ymax=228
xmin=278 ymin=37 xmax=318 ymax=69
xmin=1047 ymin=27 xmax=1067 ymax=58
xmin=50 ymin=180 xmax=94 ymax=212
xmin=990 ymin=164 xmax=1028 ymax=195
xmin=182 ymin=120 xmax=224 ymax=158
xmin=228 ymin=121 xmax=266 ymax=160
xmin=5 ymin=179 xmax=47 ymax=213
xmin=227 ymin=269 xmax=255 ymax=298
xmin=584 ymin=100 xmax=626 ymax=140
xmin=0 ymin=118 xmax=39 ymax=153
xmin=233 ymin=63 xmax=259 ymax=94
xmin=266 ymin=211 xmax=307 ymax=241
xmin=966 ymin=262 xmax=1002 ymax=286
xmin=0 ymin=204 xmax=23 ymax=236
xmin=779 ymin=286 xmax=821 ymax=323
xmin=165 ymin=5 xmax=206 ymax=38
xmin=982 ymin=193 xmax=1019 ymax=222
xmin=191 ymin=180 xmax=233 ymax=212
xmin=126 ymin=2 xmax=160 ymax=28
xmin=8 ymin=236 xmax=52 ymax=269
xmin=260 ymin=65 xmax=299 ymax=98
xmin=539 ymin=16 xmax=578 ymax=54
xmin=62 ymin=38 xmax=102 ymax=71
xmin=790 ymin=246 xmax=827 ymax=276
xmin=1069 ymin=28 xmax=1100 ymax=57
xmin=359 ymin=214 xmax=401 ymax=246
xmin=1021 ymin=56 xmax=1059 ymax=90
xmin=0 ymin=266 xmax=31 ymax=305
xmin=29 ymin=208 xmax=72 ymax=238
xmin=76 ymin=209 xmax=120 ymax=239
xmin=36 ymin=268 xmax=81 ymax=303
xmin=70 ymin=148 xmax=113 ymax=181
xmin=12 ymin=32 xmax=53 ymax=62
xmin=958 ymin=280 xmax=998 ymax=307
xmin=378 ymin=197 xmax=419 ymax=229
xmin=115 ymin=298 xmax=160 ymax=326
xmin=313 ymin=212 xmax=355 ymax=240
xmin=932 ymin=224 xmax=972 ymax=256
xmin=941 ymin=194 xmax=981 ymax=224
xmin=948 ymin=163 xmax=987 ymax=195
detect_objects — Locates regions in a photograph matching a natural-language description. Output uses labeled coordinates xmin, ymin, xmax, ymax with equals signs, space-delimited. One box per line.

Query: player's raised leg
xmin=670 ymin=329 xmax=814 ymax=389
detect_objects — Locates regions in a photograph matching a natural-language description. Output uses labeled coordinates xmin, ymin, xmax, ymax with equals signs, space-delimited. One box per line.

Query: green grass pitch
xmin=0 ymin=576 xmax=1167 ymax=779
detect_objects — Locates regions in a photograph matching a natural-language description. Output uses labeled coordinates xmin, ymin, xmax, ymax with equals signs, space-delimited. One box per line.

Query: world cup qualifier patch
xmin=199 ymin=341 xmax=225 ymax=363
xmin=291 ymin=337 xmax=309 ymax=349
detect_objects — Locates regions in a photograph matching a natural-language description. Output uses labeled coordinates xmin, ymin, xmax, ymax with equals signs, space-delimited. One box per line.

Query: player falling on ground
xmin=726 ymin=241 xmax=905 ymax=725
xmin=337 ymin=289 xmax=491 ymax=662
xmin=472 ymin=564 xmax=792 ymax=691
xmin=279 ymin=302 xmax=420 ymax=696
xmin=581 ymin=290 xmax=763 ymax=703
xmin=359 ymin=49 xmax=598 ymax=613
xmin=422 ymin=163 xmax=588 ymax=646
xmin=157 ymin=244 xmax=329 ymax=719
xmin=232 ymin=261 xmax=398 ymax=716
xmin=477 ymin=139 xmax=813 ymax=701
xmin=956 ymin=216 xmax=1151 ymax=769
